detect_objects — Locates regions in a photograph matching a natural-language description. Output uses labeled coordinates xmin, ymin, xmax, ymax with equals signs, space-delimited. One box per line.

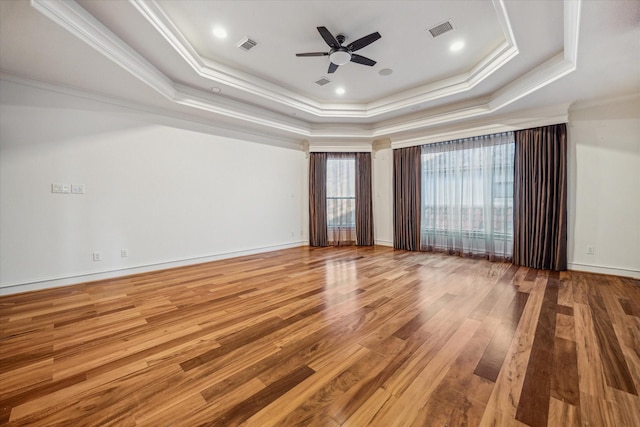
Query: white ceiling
xmin=1 ymin=0 xmax=638 ymax=147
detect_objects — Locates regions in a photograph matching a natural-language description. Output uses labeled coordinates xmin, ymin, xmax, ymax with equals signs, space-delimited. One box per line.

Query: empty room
xmin=1 ymin=0 xmax=639 ymax=426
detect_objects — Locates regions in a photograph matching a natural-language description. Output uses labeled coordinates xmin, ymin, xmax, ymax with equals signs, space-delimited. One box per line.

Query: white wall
xmin=567 ymin=96 xmax=640 ymax=277
xmin=0 ymin=80 xmax=306 ymax=294
xmin=373 ymin=145 xmax=393 ymax=246
xmin=2 ymin=79 xmax=637 ymax=296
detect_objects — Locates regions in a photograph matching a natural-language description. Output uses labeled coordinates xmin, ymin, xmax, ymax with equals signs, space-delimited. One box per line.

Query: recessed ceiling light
xmin=335 ymin=87 xmax=346 ymax=95
xmin=379 ymin=68 xmax=393 ymax=76
xmin=450 ymin=41 xmax=465 ymax=52
xmin=213 ymin=27 xmax=228 ymax=39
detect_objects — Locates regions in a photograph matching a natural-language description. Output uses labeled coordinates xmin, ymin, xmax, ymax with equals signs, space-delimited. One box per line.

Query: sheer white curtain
xmin=420 ymin=132 xmax=514 ymax=260
xmin=326 ymin=154 xmax=356 ymax=245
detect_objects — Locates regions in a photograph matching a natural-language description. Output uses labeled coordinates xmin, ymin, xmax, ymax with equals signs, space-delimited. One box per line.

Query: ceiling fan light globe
xmin=330 ymin=50 xmax=351 ymax=66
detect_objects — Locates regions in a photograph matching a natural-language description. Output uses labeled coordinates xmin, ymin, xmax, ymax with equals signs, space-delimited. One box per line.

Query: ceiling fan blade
xmin=296 ymin=52 xmax=329 ymax=57
xmin=350 ymin=54 xmax=376 ymax=66
xmin=347 ymin=32 xmax=381 ymax=52
xmin=328 ymin=62 xmax=339 ymax=74
xmin=317 ymin=26 xmax=340 ymax=48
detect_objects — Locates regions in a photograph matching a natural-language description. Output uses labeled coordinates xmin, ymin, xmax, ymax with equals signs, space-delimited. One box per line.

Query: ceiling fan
xmin=296 ymin=26 xmax=381 ymax=74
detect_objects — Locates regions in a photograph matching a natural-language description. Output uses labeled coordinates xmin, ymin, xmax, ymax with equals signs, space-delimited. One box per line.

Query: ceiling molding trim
xmin=488 ymin=0 xmax=581 ymax=111
xmin=29 ymin=0 xmax=581 ymax=144
xmin=390 ymin=103 xmax=570 ymax=148
xmin=466 ymin=41 xmax=518 ymax=89
xmin=569 ymin=92 xmax=640 ymax=112
xmin=130 ymin=0 xmax=328 ymax=115
xmin=131 ymin=0 xmax=576 ymax=125
xmin=374 ymin=105 xmax=493 ymax=137
xmin=364 ymin=44 xmax=519 ymax=117
xmin=372 ymin=0 xmax=581 ymax=139
xmin=131 ymin=0 xmax=519 ymax=119
xmin=464 ymin=0 xmax=519 ymax=87
xmin=0 ymin=73 xmax=305 ymax=150
xmin=29 ymin=0 xmax=316 ymax=138
xmin=308 ymin=124 xmax=374 ymax=138
xmin=175 ymin=93 xmax=311 ymax=137
xmin=30 ymin=0 xmax=175 ymax=100
xmin=309 ymin=143 xmax=373 ymax=153
xmin=489 ymin=53 xmax=574 ymax=111
xmin=564 ymin=0 xmax=582 ymax=64
xmin=373 ymin=53 xmax=572 ymax=138
xmin=174 ymin=84 xmax=311 ymax=136
xmin=366 ymin=0 xmax=519 ymax=116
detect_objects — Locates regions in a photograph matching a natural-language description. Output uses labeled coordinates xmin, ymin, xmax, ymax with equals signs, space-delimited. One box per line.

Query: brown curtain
xmin=393 ymin=146 xmax=422 ymax=251
xmin=513 ymin=124 xmax=567 ymax=271
xmin=309 ymin=152 xmax=327 ymax=247
xmin=356 ymin=152 xmax=374 ymax=246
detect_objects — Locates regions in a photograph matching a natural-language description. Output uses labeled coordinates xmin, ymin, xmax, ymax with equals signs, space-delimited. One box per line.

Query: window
xmin=326 ymin=156 xmax=356 ymax=245
xmin=309 ymin=152 xmax=373 ymax=247
xmin=420 ymin=132 xmax=514 ymax=259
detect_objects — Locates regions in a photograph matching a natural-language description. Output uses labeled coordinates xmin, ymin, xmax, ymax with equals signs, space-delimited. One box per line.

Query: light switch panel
xmin=71 ymin=184 xmax=85 ymax=194
xmin=52 ymin=183 xmax=70 ymax=194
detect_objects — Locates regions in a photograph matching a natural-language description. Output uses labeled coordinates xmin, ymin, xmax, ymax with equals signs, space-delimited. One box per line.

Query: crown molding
xmin=30 ymin=0 xmax=175 ymax=99
xmin=365 ymin=0 xmax=519 ymax=116
xmin=309 ymin=143 xmax=373 ymax=153
xmin=0 ymin=73 xmax=305 ymax=151
xmin=174 ymin=84 xmax=310 ymax=137
xmin=28 ymin=0 xmax=581 ymax=145
xmin=377 ymin=0 xmax=581 ymax=138
xmin=129 ymin=0 xmax=327 ymax=116
xmin=489 ymin=1 xmax=581 ymax=111
xmin=569 ymin=92 xmax=640 ymax=112
xmin=390 ymin=103 xmax=570 ymax=148
xmin=130 ymin=0 xmax=519 ymax=118
xmin=564 ymin=0 xmax=581 ymax=64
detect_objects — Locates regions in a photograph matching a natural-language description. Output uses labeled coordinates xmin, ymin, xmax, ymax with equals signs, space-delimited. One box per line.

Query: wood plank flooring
xmin=1 ymin=246 xmax=639 ymax=426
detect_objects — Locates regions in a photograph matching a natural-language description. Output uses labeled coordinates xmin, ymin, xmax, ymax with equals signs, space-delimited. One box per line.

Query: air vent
xmin=315 ymin=77 xmax=331 ymax=86
xmin=428 ymin=21 xmax=453 ymax=38
xmin=237 ymin=36 xmax=257 ymax=51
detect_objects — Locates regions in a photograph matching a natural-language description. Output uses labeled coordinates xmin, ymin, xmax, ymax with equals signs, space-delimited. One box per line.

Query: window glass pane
xmin=326 ymin=158 xmax=356 ymax=228
xmin=326 ymin=158 xmax=355 ymax=197
xmin=420 ymin=133 xmax=514 ymax=259
xmin=327 ymin=198 xmax=356 ymax=228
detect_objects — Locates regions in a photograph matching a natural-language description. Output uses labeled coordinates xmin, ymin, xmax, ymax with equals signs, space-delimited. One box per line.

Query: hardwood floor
xmin=1 ymin=246 xmax=639 ymax=426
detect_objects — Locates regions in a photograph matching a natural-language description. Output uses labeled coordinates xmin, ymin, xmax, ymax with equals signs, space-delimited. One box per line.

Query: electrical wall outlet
xmin=121 ymin=249 xmax=129 ymax=258
xmin=93 ymin=252 xmax=102 ymax=262
xmin=586 ymin=245 xmax=595 ymax=255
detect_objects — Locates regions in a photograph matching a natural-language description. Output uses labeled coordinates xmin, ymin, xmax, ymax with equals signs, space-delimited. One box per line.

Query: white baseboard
xmin=568 ymin=262 xmax=640 ymax=279
xmin=0 ymin=241 xmax=305 ymax=296
xmin=4 ymin=246 xmax=634 ymax=296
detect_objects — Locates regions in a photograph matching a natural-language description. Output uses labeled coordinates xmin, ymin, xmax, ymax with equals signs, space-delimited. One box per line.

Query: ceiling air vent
xmin=237 ymin=36 xmax=257 ymax=51
xmin=428 ymin=21 xmax=453 ymax=38
xmin=315 ymin=77 xmax=331 ymax=86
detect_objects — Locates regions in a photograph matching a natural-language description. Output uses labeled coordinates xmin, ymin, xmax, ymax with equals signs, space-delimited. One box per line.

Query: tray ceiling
xmin=1 ymin=0 xmax=638 ymax=146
